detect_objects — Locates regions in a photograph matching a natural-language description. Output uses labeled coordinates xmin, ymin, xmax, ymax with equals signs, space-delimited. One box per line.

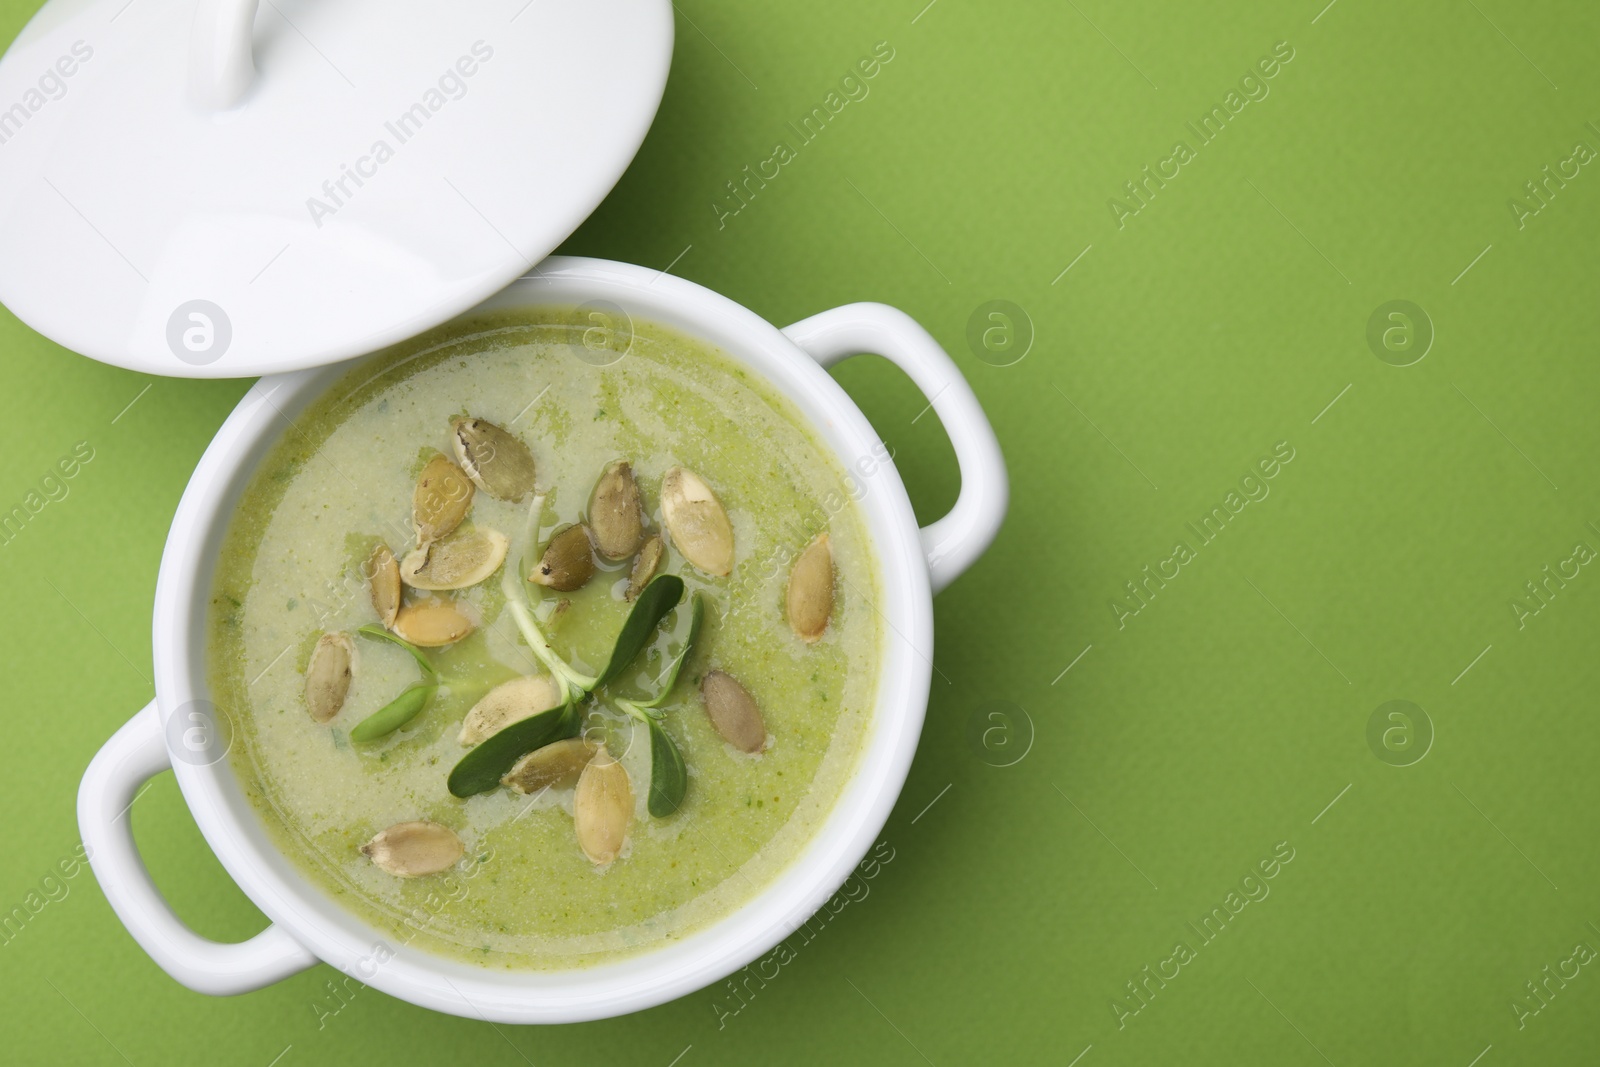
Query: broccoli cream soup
xmin=208 ymin=310 xmax=882 ymax=969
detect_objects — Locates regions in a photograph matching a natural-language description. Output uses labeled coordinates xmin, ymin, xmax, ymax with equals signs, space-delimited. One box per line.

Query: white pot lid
xmin=0 ymin=0 xmax=673 ymax=377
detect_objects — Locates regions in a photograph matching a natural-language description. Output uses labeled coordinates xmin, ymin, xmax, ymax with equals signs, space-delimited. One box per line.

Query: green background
xmin=4 ymin=0 xmax=1599 ymax=1063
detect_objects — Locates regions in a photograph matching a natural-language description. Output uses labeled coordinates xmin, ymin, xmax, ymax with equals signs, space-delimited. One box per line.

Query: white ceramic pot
xmin=76 ymin=256 xmax=1007 ymax=1023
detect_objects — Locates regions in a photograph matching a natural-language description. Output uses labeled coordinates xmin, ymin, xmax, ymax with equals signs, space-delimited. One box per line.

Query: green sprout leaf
xmin=614 ymin=592 xmax=703 ymax=817
xmin=349 ymin=683 xmax=436 ymax=742
xmin=356 ymin=624 xmax=438 ymax=679
xmin=350 ymin=626 xmax=440 ymax=741
xmin=635 ymin=593 xmax=704 ymax=711
xmin=447 ymin=701 xmax=579 ymax=798
xmin=646 ymin=718 xmax=687 ymax=817
xmin=594 ymin=575 xmax=684 ymax=690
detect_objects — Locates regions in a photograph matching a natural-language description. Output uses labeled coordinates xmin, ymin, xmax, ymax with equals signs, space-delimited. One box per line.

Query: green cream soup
xmin=208 ymin=311 xmax=881 ymax=968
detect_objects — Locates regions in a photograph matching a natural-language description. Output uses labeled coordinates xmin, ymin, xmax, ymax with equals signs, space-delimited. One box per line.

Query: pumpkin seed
xmin=626 ymin=534 xmax=664 ymax=601
xmin=589 ymin=460 xmax=645 ymax=559
xmin=304 ymin=631 xmax=354 ymax=723
xmin=574 ymin=747 xmax=632 ymax=865
xmin=530 ymin=523 xmax=596 ymax=591
xmin=458 ymin=675 xmax=565 ymax=746
xmin=413 ymin=454 xmax=474 ymax=542
xmin=501 ymin=736 xmax=598 ymax=794
xmin=400 ymin=527 xmax=509 ymax=591
xmin=786 ymin=532 xmax=834 ymax=643
xmin=391 ymin=598 xmax=474 ymax=647
xmin=451 ymin=417 xmax=537 ymax=502
xmin=360 ymin=820 xmax=463 ymax=878
xmin=368 ymin=544 xmax=401 ymax=628
xmin=701 ymin=670 xmax=767 ymax=753
xmin=660 ymin=467 xmax=733 ymax=576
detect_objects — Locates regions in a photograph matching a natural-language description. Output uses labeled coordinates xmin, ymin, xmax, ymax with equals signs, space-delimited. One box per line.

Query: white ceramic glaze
xmin=0 ymin=0 xmax=673 ymax=376
xmin=76 ymin=257 xmax=1008 ymax=1022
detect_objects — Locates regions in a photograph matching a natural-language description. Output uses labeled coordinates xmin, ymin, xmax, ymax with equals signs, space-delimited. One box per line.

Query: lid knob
xmin=189 ymin=0 xmax=260 ymax=111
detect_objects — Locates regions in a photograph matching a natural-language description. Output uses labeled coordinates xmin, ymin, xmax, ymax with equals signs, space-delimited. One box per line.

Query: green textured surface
xmin=3 ymin=0 xmax=1599 ymax=1064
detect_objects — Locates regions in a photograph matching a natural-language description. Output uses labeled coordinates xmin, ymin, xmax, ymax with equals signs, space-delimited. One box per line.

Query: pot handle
xmin=783 ymin=303 xmax=1008 ymax=594
xmin=77 ymin=700 xmax=318 ymax=995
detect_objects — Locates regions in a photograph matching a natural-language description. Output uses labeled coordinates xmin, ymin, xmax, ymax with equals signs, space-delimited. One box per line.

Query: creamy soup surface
xmin=208 ymin=310 xmax=881 ymax=968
